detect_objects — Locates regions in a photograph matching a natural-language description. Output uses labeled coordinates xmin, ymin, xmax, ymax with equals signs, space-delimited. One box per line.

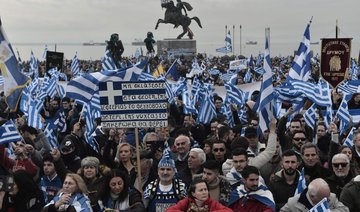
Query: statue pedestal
xmin=157 ymin=39 xmax=196 ymax=57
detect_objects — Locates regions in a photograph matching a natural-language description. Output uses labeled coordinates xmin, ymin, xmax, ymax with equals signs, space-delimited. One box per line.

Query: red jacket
xmin=229 ymin=197 xmax=274 ymax=212
xmin=0 ymin=145 xmax=38 ymax=177
xmin=166 ymin=197 xmax=233 ymax=212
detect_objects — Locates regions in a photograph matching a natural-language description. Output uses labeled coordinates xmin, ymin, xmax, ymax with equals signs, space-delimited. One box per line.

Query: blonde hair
xmin=62 ymin=173 xmax=89 ymax=195
xmin=115 ymin=143 xmax=134 ymax=162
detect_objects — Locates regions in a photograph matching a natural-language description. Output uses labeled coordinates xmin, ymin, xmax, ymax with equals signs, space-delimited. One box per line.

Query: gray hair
xmin=143 ymin=132 xmax=160 ymax=143
xmin=190 ymin=148 xmax=206 ymax=164
xmin=332 ymin=153 xmax=350 ymax=164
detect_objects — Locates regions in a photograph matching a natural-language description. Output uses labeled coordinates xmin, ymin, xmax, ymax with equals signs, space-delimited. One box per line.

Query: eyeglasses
xmin=293 ymin=137 xmax=306 ymax=141
xmin=332 ymin=163 xmax=348 ymax=168
xmin=213 ymin=148 xmax=225 ymax=152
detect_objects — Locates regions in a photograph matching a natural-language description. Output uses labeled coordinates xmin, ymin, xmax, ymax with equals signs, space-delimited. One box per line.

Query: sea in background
xmin=12 ymin=40 xmax=360 ymax=61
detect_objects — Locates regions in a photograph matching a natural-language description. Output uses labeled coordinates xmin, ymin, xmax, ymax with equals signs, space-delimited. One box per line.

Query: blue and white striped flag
xmin=221 ymin=104 xmax=235 ymax=127
xmin=0 ymin=75 xmax=3 ymax=85
xmin=344 ymin=127 xmax=356 ymax=148
xmin=71 ymin=53 xmax=80 ymax=77
xmin=290 ymin=79 xmax=332 ymax=107
xmin=287 ymin=19 xmax=312 ymax=81
xmin=228 ymin=183 xmax=275 ymax=211
xmin=257 ymin=31 xmax=274 ymax=134
xmin=44 ymin=124 xmax=59 ymax=150
xmin=220 ymin=72 xmax=234 ymax=82
xmin=254 ymin=66 xmax=265 ymax=75
xmin=42 ymin=44 xmax=48 ymax=59
xmin=27 ymin=99 xmax=44 ymax=129
xmin=29 ymin=50 xmax=39 ymax=78
xmin=196 ymin=91 xmax=216 ymax=124
xmin=304 ymin=103 xmax=317 ymax=130
xmin=216 ymin=30 xmax=232 ymax=53
xmin=295 ymin=168 xmax=307 ymax=195
xmin=336 ymin=94 xmax=352 ymax=134
xmin=337 ymin=81 xmax=359 ymax=95
xmin=309 ymin=197 xmax=330 ymax=212
xmin=0 ymin=120 xmax=22 ymax=144
xmin=244 ymin=68 xmax=252 ymax=83
xmin=224 ymin=82 xmax=244 ymax=106
xmin=101 ymin=49 xmax=117 ymax=71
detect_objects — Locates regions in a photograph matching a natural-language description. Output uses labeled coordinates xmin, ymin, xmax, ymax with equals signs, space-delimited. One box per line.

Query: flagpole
xmin=225 ymin=25 xmax=228 ymax=56
xmin=232 ymin=25 xmax=235 ymax=56
xmin=135 ymin=127 xmax=143 ymax=195
xmin=239 ymin=25 xmax=242 ymax=56
xmin=336 ymin=19 xmax=338 ymax=39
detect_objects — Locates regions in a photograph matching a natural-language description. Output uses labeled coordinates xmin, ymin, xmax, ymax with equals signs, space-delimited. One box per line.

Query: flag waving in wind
xmin=0 ymin=18 xmax=30 ymax=110
xmin=216 ymin=30 xmax=232 ymax=53
xmin=287 ymin=18 xmax=312 ymax=81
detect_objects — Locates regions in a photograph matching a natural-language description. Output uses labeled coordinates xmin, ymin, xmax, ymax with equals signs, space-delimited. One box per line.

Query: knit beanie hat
xmin=158 ymin=147 xmax=175 ymax=168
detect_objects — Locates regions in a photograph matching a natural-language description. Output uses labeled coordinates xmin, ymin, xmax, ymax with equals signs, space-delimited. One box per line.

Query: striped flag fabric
xmin=290 ymin=79 xmax=332 ymax=107
xmin=220 ymin=72 xmax=234 ymax=82
xmin=309 ymin=197 xmax=330 ymax=212
xmin=254 ymin=66 xmax=265 ymax=75
xmin=344 ymin=127 xmax=355 ymax=148
xmin=336 ymin=94 xmax=352 ymax=134
xmin=29 ymin=50 xmax=39 ymax=78
xmin=0 ymin=120 xmax=23 ymax=144
xmin=224 ymin=82 xmax=244 ymax=106
xmin=304 ymin=103 xmax=317 ymax=130
xmin=71 ymin=53 xmax=80 ymax=77
xmin=0 ymin=75 xmax=3 ymax=85
xmin=257 ymin=30 xmax=274 ymax=134
xmin=42 ymin=44 xmax=48 ymax=59
xmin=216 ymin=30 xmax=232 ymax=53
xmin=337 ymin=81 xmax=359 ymax=94
xmin=294 ymin=167 xmax=307 ymax=195
xmin=196 ymin=90 xmax=216 ymax=124
xmin=221 ymin=104 xmax=235 ymax=127
xmin=101 ymin=49 xmax=117 ymax=71
xmin=44 ymin=124 xmax=59 ymax=149
xmin=244 ymin=68 xmax=252 ymax=83
xmin=27 ymin=98 xmax=44 ymax=129
xmin=287 ymin=19 xmax=312 ymax=81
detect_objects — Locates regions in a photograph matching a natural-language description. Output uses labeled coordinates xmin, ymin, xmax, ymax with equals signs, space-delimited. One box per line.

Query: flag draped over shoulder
xmin=286 ymin=19 xmax=312 ymax=81
xmin=0 ymin=19 xmax=30 ymax=110
xmin=228 ymin=183 xmax=275 ymax=211
xmin=0 ymin=120 xmax=23 ymax=144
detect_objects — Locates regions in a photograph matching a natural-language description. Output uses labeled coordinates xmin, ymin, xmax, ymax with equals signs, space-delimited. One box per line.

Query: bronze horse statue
xmin=155 ymin=0 xmax=202 ymax=39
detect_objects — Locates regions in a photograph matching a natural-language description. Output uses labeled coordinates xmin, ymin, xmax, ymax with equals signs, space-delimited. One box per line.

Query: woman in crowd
xmin=98 ymin=169 xmax=145 ymax=212
xmin=1 ymin=170 xmax=44 ymax=212
xmin=166 ymin=178 xmax=232 ymax=212
xmin=42 ymin=173 xmax=92 ymax=212
xmin=103 ymin=143 xmax=137 ymax=186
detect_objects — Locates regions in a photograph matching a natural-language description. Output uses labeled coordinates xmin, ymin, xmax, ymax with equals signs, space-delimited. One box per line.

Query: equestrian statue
xmin=155 ymin=0 xmax=202 ymax=39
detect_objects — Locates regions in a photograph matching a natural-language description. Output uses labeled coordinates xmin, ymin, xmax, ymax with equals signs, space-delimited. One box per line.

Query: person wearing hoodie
xmin=268 ymin=149 xmax=300 ymax=211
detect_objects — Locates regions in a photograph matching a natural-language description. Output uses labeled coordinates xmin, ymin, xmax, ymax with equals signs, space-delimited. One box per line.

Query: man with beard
xmin=268 ymin=150 xmax=300 ymax=211
xmin=326 ymin=153 xmax=353 ymax=198
xmin=228 ymin=165 xmax=275 ymax=211
xmin=144 ymin=148 xmax=186 ymax=212
xmin=291 ymin=130 xmax=308 ymax=157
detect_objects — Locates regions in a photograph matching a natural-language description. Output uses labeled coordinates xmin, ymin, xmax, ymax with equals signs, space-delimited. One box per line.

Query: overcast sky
xmin=1 ymin=0 xmax=359 ymax=57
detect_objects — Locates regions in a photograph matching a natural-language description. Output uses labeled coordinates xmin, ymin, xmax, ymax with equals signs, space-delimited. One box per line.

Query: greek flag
xmin=304 ymin=103 xmax=317 ymax=130
xmin=0 ymin=18 xmax=30 ymax=110
xmin=197 ymin=90 xmax=216 ymax=124
xmin=228 ymin=183 xmax=275 ymax=211
xmin=290 ymin=79 xmax=332 ymax=107
xmin=257 ymin=33 xmax=274 ymax=134
xmin=42 ymin=44 xmax=48 ymax=59
xmin=208 ymin=68 xmax=220 ymax=76
xmin=337 ymin=81 xmax=359 ymax=94
xmin=0 ymin=120 xmax=22 ymax=144
xmin=81 ymin=99 xmax=99 ymax=153
xmin=139 ymin=71 xmax=156 ymax=81
xmin=44 ymin=124 xmax=59 ymax=149
xmin=101 ymin=49 xmax=117 ymax=71
xmin=0 ymin=75 xmax=3 ymax=85
xmin=66 ymin=60 xmax=146 ymax=103
xmin=182 ymin=89 xmax=197 ymax=114
xmin=309 ymin=197 xmax=330 ymax=212
xmin=216 ymin=30 xmax=232 ymax=53
xmin=221 ymin=104 xmax=235 ymax=127
xmin=344 ymin=127 xmax=355 ymax=148
xmin=244 ymin=68 xmax=252 ymax=83
xmin=224 ymin=82 xmax=244 ymax=106
xmin=29 ymin=50 xmax=39 ymax=78
xmin=42 ymin=75 xmax=57 ymax=98
xmin=350 ymin=59 xmax=359 ymax=80
xmin=294 ymin=168 xmax=306 ymax=195
xmin=255 ymin=53 xmax=263 ymax=66
xmin=287 ymin=19 xmax=312 ymax=81
xmin=27 ymin=98 xmax=44 ymax=129
xmin=220 ymin=72 xmax=234 ymax=82
xmin=336 ymin=94 xmax=352 ymax=134
xmin=254 ymin=66 xmax=265 ymax=75
xmin=71 ymin=53 xmax=80 ymax=77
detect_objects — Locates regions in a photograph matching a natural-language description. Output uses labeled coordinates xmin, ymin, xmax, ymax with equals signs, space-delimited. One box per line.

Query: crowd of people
xmin=0 ymin=53 xmax=359 ymax=212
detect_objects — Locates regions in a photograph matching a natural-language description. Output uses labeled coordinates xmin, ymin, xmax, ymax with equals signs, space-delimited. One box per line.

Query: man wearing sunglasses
xmin=326 ymin=153 xmax=353 ymax=198
xmin=212 ymin=141 xmax=227 ymax=165
xmin=291 ymin=130 xmax=308 ymax=157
